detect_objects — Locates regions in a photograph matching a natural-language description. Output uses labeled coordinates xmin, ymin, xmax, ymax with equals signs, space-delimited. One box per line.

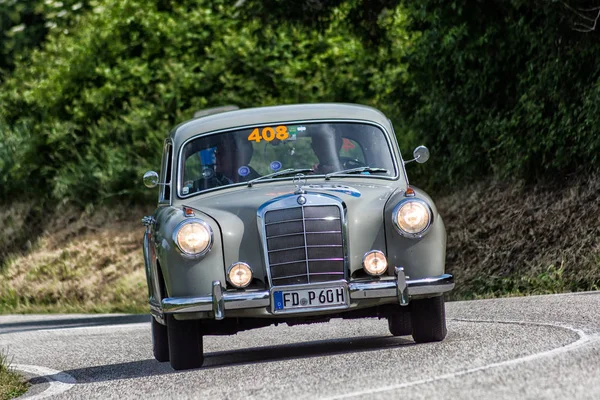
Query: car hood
xmin=182 ymin=179 xmax=402 ymax=280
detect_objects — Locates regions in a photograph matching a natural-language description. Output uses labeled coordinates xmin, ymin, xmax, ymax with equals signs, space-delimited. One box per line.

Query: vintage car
xmin=142 ymin=103 xmax=454 ymax=370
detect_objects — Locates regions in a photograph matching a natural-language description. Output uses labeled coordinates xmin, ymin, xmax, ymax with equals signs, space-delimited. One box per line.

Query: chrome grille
xmin=264 ymin=205 xmax=344 ymax=286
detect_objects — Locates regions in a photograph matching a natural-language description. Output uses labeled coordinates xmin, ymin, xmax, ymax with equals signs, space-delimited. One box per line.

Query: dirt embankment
xmin=0 ymin=205 xmax=152 ymax=313
xmin=439 ymin=174 xmax=600 ymax=298
xmin=0 ymin=174 xmax=598 ymax=312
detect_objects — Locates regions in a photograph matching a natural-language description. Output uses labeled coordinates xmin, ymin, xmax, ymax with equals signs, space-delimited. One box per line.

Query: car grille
xmin=264 ymin=205 xmax=345 ymax=286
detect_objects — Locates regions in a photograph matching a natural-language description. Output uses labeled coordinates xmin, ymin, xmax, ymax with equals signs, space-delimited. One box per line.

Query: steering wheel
xmin=340 ymin=156 xmax=367 ymax=169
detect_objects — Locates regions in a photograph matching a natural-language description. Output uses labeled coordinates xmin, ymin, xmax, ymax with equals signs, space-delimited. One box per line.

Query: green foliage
xmin=1 ymin=0 xmax=599 ymax=206
xmin=0 ymin=0 xmax=91 ymax=79
xmin=394 ymin=0 xmax=600 ymax=188
xmin=1 ymin=0 xmax=410 ymax=206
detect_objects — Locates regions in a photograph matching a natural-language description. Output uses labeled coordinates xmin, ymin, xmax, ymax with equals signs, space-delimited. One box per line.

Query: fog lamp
xmin=363 ymin=250 xmax=388 ymax=276
xmin=227 ymin=262 xmax=253 ymax=288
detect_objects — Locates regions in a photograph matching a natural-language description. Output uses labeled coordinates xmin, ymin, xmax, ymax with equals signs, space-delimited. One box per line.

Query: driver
xmin=310 ymin=127 xmax=343 ymax=174
xmin=213 ymin=135 xmax=259 ymax=184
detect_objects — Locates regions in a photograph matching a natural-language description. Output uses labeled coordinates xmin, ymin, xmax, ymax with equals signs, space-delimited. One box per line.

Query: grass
xmin=0 ymin=350 xmax=28 ymax=400
xmin=451 ymin=262 xmax=600 ymax=300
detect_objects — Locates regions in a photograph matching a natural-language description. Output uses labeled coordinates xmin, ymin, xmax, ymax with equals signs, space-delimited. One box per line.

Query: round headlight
xmin=174 ymin=219 xmax=213 ymax=258
xmin=363 ymin=250 xmax=388 ymax=276
xmin=393 ymin=199 xmax=432 ymax=237
xmin=227 ymin=262 xmax=253 ymax=288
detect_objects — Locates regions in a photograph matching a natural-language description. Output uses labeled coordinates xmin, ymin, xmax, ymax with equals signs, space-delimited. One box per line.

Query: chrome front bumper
xmin=158 ymin=267 xmax=454 ymax=320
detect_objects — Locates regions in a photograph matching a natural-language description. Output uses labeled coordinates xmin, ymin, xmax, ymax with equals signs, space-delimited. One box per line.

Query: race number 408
xmin=248 ymin=126 xmax=289 ymax=142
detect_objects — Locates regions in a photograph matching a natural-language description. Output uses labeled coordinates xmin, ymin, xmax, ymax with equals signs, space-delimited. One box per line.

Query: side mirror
xmin=404 ymin=145 xmax=430 ymax=164
xmin=143 ymin=171 xmax=159 ymax=188
xmin=413 ymin=145 xmax=430 ymax=164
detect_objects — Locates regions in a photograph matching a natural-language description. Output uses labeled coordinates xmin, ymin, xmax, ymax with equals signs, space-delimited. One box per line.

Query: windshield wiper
xmin=324 ymin=167 xmax=389 ymax=180
xmin=247 ymin=168 xmax=313 ymax=187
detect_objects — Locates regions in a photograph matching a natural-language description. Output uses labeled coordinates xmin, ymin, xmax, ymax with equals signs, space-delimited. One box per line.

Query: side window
xmin=159 ymin=141 xmax=173 ymax=204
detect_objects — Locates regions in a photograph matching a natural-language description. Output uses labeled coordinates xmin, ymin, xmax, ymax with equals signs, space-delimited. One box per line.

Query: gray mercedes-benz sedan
xmin=142 ymin=103 xmax=454 ymax=370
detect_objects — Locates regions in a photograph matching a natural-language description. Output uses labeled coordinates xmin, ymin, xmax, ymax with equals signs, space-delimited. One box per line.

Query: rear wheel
xmin=410 ymin=295 xmax=447 ymax=343
xmin=152 ymin=316 xmax=169 ymax=362
xmin=166 ymin=314 xmax=204 ymax=370
xmin=387 ymin=308 xmax=412 ymax=336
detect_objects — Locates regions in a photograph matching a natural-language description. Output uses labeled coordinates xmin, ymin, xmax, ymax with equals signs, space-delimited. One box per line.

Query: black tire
xmin=152 ymin=316 xmax=169 ymax=362
xmin=410 ymin=295 xmax=447 ymax=343
xmin=166 ymin=314 xmax=204 ymax=370
xmin=387 ymin=309 xmax=412 ymax=336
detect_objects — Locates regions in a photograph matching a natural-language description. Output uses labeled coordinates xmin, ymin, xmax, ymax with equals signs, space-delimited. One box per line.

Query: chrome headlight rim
xmin=362 ymin=250 xmax=388 ymax=276
xmin=392 ymin=198 xmax=433 ymax=238
xmin=226 ymin=262 xmax=253 ymax=288
xmin=172 ymin=218 xmax=213 ymax=259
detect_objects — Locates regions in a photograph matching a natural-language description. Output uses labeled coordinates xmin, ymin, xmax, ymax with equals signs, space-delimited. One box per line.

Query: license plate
xmin=271 ymin=283 xmax=349 ymax=314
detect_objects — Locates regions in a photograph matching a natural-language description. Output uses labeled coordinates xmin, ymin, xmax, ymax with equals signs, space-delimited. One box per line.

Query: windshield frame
xmin=176 ymin=119 xmax=403 ymax=199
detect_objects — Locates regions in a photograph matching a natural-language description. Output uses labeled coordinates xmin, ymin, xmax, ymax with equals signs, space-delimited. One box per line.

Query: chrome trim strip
xmin=265 ymin=217 xmax=341 ymax=226
xmin=149 ymin=301 xmax=165 ymax=325
xmin=301 ymin=202 xmax=310 ymax=282
xmin=162 ymin=290 xmax=270 ymax=314
xmin=272 ymin=273 xmax=311 ymax=280
xmin=161 ymin=274 xmax=454 ymax=315
xmin=176 ymin=119 xmax=403 ymax=199
xmin=266 ymin=230 xmax=342 ymax=240
xmin=269 ymin=257 xmax=344 ymax=267
xmin=348 ymin=274 xmax=454 ymax=299
xmin=268 ymin=244 xmax=343 ymax=253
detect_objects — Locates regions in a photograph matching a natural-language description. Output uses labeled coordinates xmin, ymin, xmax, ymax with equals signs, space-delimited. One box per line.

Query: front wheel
xmin=410 ymin=295 xmax=447 ymax=343
xmin=166 ymin=314 xmax=204 ymax=370
xmin=152 ymin=316 xmax=169 ymax=362
xmin=387 ymin=308 xmax=412 ymax=336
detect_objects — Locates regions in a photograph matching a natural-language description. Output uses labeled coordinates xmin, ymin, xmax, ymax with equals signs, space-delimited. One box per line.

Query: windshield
xmin=178 ymin=122 xmax=397 ymax=196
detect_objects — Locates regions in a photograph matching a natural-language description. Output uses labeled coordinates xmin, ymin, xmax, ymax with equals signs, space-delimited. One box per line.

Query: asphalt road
xmin=2 ymin=292 xmax=600 ymax=399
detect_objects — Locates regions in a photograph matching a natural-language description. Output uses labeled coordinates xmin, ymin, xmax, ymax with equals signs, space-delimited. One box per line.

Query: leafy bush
xmin=0 ymin=0 xmax=91 ymax=79
xmin=0 ymin=0 xmax=409 ymax=206
xmin=1 ymin=0 xmax=599 ymax=207
xmin=395 ymin=0 xmax=600 ymax=187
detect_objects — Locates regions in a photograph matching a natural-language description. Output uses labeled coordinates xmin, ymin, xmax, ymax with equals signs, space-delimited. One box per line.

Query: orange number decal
xmin=275 ymin=125 xmax=289 ymax=140
xmin=248 ymin=126 xmax=289 ymax=142
xmin=262 ymin=127 xmax=275 ymax=141
xmin=248 ymin=128 xmax=261 ymax=142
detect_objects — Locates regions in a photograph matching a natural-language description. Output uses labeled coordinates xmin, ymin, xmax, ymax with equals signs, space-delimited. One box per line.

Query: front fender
xmin=154 ymin=206 xmax=226 ymax=298
xmin=384 ymin=187 xmax=447 ymax=279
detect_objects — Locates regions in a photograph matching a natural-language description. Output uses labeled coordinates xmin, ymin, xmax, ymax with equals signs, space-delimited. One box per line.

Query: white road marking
xmin=324 ymin=318 xmax=599 ymax=399
xmin=35 ymin=322 xmax=148 ymax=334
xmin=12 ymin=364 xmax=76 ymax=400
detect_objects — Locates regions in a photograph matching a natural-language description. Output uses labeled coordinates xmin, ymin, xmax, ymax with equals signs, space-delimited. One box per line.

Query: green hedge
xmin=0 ymin=0 xmax=412 ymax=205
xmin=0 ymin=0 xmax=599 ymax=206
xmin=396 ymin=0 xmax=600 ymax=187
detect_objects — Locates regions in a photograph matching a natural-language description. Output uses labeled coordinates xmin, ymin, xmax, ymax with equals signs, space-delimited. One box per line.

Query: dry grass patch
xmin=0 ymin=206 xmax=151 ymax=313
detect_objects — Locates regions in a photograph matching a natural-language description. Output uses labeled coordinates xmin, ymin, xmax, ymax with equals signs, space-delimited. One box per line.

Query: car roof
xmin=169 ymin=103 xmax=393 ymax=147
